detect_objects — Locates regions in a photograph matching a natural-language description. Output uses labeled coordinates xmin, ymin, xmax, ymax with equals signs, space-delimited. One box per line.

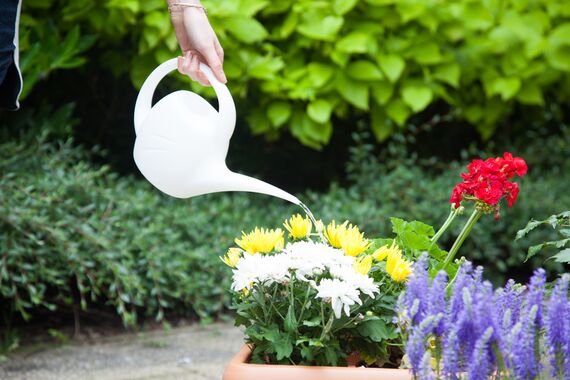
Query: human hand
xmin=168 ymin=1 xmax=226 ymax=86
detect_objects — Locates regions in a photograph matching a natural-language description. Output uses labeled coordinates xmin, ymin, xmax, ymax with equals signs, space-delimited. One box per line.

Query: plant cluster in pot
xmin=220 ymin=152 xmax=535 ymax=380
xmin=219 ymin=215 xmax=429 ymax=379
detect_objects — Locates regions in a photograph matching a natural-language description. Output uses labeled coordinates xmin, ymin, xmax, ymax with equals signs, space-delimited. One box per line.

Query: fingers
xmin=177 ymin=51 xmax=209 ymax=86
xmin=214 ymin=38 xmax=224 ymax=64
xmin=191 ymin=53 xmax=211 ymax=86
xmin=177 ymin=51 xmax=192 ymax=77
xmin=200 ymin=42 xmax=227 ymax=83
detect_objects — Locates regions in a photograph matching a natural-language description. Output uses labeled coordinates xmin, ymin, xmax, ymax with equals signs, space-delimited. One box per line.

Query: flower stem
xmin=442 ymin=209 xmax=482 ymax=270
xmin=430 ymin=206 xmax=461 ymax=249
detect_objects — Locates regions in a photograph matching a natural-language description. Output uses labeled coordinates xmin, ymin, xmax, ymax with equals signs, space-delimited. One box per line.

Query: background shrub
xmin=19 ymin=0 xmax=570 ymax=148
xmin=1 ymin=109 xmax=567 ymax=328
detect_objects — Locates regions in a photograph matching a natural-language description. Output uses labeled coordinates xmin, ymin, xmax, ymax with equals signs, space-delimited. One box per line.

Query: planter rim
xmin=222 ymin=344 xmax=412 ymax=380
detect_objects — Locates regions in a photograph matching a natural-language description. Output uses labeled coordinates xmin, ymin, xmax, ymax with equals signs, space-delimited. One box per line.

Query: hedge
xmin=1 ymin=109 xmax=568 ymax=326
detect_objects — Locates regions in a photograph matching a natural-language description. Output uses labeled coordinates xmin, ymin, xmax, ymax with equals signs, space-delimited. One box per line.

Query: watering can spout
xmin=221 ymin=171 xmax=301 ymax=205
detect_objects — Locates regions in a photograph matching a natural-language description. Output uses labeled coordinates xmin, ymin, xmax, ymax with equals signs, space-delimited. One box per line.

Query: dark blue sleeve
xmin=0 ymin=0 xmax=22 ymax=110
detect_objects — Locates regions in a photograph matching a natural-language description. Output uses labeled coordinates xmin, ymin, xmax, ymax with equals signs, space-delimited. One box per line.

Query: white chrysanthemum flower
xmin=231 ymin=254 xmax=265 ymax=291
xmin=284 ymin=241 xmax=353 ymax=280
xmin=315 ymin=278 xmax=362 ymax=318
xmin=231 ymin=253 xmax=291 ymax=291
xmin=329 ymin=266 xmax=379 ymax=298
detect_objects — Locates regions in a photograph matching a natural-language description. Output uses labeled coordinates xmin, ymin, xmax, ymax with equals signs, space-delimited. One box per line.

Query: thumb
xmin=200 ymin=44 xmax=227 ymax=83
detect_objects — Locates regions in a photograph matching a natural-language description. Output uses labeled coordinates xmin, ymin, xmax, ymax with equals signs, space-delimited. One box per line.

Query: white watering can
xmin=133 ymin=58 xmax=300 ymax=205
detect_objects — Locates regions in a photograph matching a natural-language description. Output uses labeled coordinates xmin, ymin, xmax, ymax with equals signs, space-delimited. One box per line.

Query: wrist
xmin=167 ymin=0 xmax=200 ymax=5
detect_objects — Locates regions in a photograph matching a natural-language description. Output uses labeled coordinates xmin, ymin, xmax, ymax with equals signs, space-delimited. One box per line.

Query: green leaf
xmin=307 ymin=63 xmax=335 ymax=87
xmin=377 ymin=54 xmax=406 ymax=83
xmin=462 ymin=2 xmax=494 ymax=30
xmin=371 ymin=104 xmax=392 ymax=141
xmin=553 ymin=248 xmax=570 ymax=264
xmin=546 ymin=23 xmax=570 ymax=71
xmin=334 ymin=0 xmax=358 ymax=15
xmin=410 ymin=43 xmax=443 ymax=65
xmin=237 ymin=0 xmax=269 ymax=16
xmin=280 ymin=11 xmax=298 ymax=38
xmin=335 ymin=72 xmax=369 ymax=110
xmin=284 ymin=303 xmax=297 ymax=333
xmin=402 ymin=84 xmax=433 ymax=112
xmin=347 ymin=60 xmax=384 ymax=81
xmin=516 ymin=83 xmax=544 ymax=105
xmin=274 ymin=334 xmax=293 ymax=360
xmin=307 ymin=99 xmax=333 ymax=124
xmin=386 ymin=98 xmax=411 ymax=126
xmin=247 ymin=109 xmax=272 ymax=135
xmin=302 ymin=318 xmax=321 ymax=327
xmin=391 ymin=217 xmax=406 ymax=235
xmin=297 ymin=15 xmax=344 ymax=41
xmin=225 ymin=16 xmax=268 ymax=44
xmin=433 ymin=63 xmax=461 ymax=88
xmin=267 ymin=102 xmax=292 ymax=127
xmin=516 ymin=220 xmax=543 ymax=240
xmin=371 ymin=81 xmax=394 ymax=105
xmin=487 ymin=77 xmax=522 ymax=100
xmin=336 ymin=32 xmax=376 ymax=54
xmin=357 ymin=319 xmax=394 ymax=342
xmin=249 ymin=56 xmax=285 ymax=79
xmin=525 ymin=244 xmax=544 ymax=262
xmin=396 ymin=2 xmax=426 ymax=23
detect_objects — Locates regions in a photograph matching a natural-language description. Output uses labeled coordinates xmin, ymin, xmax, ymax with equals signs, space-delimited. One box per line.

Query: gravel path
xmin=0 ymin=323 xmax=244 ymax=380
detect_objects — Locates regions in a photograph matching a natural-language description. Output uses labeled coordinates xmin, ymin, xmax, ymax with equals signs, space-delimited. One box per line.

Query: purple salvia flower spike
xmin=418 ymin=350 xmax=436 ymax=380
xmin=449 ymin=262 xmax=473 ymax=323
xmin=510 ymin=304 xmax=540 ymax=379
xmin=427 ymin=271 xmax=448 ymax=335
xmin=406 ymin=314 xmax=442 ymax=375
xmin=545 ymin=274 xmax=570 ymax=379
xmin=399 ymin=253 xmax=430 ymax=325
xmin=466 ymin=327 xmax=494 ymax=380
xmin=442 ymin=327 xmax=460 ymax=379
xmin=525 ymin=268 xmax=546 ymax=327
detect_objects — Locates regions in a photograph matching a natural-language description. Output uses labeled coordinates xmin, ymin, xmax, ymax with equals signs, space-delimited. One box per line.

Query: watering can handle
xmin=133 ymin=58 xmax=236 ymax=136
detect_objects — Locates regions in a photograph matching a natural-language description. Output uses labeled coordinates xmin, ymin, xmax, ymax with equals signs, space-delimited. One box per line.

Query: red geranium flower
xmin=450 ymin=153 xmax=527 ymax=215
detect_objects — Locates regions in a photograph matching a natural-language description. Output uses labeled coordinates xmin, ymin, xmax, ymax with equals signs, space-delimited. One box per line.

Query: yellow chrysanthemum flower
xmin=353 ymin=255 xmax=373 ymax=275
xmin=340 ymin=224 xmax=371 ymax=257
xmin=283 ymin=214 xmax=312 ymax=239
xmin=235 ymin=227 xmax=284 ymax=254
xmin=220 ymin=247 xmax=242 ymax=268
xmin=373 ymin=240 xmax=402 ymax=261
xmin=386 ymin=252 xmax=413 ymax=282
xmin=324 ymin=220 xmax=349 ymax=248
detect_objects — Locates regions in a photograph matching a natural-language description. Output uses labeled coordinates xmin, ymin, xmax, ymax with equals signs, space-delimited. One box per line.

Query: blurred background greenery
xmin=1 ymin=0 xmax=569 ymax=347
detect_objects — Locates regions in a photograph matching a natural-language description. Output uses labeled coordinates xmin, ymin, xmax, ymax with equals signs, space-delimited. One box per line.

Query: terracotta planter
xmin=223 ymin=345 xmax=412 ymax=380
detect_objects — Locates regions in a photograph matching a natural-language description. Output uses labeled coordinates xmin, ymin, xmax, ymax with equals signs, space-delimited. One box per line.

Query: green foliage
xmin=228 ymin=229 xmax=405 ymax=366
xmin=2 ymin=106 xmax=569 ymax=327
xmin=516 ymin=211 xmax=570 ymax=264
xmin=0 ymin=110 xmax=289 ymax=326
xmin=19 ymin=0 xmax=570 ymax=148
xmin=18 ymin=21 xmax=95 ymax=99
xmin=235 ymin=277 xmax=400 ymax=366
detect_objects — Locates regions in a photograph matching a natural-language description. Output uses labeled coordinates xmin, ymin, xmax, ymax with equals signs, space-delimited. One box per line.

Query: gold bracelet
xmin=168 ymin=3 xmax=207 ymax=14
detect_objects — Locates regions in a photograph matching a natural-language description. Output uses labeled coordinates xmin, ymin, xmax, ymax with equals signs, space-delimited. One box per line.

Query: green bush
xmin=20 ymin=0 xmax=570 ymax=148
xmin=0 ymin=121 xmax=291 ymax=326
xmin=2 ymin=116 xmax=568 ymax=328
